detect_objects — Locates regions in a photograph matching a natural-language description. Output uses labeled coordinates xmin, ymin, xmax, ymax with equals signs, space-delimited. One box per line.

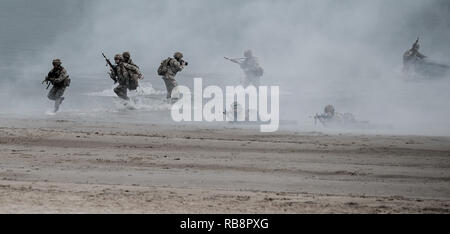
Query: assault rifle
xmin=42 ymin=77 xmax=51 ymax=90
xmin=224 ymin=57 xmax=245 ymax=64
xmin=102 ymin=52 xmax=118 ymax=83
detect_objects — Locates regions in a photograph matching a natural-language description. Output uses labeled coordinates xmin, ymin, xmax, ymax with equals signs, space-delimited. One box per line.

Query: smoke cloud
xmin=1 ymin=0 xmax=449 ymax=135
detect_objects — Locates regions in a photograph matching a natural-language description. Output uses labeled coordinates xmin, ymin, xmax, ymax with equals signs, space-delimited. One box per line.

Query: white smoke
xmin=1 ymin=0 xmax=450 ymax=135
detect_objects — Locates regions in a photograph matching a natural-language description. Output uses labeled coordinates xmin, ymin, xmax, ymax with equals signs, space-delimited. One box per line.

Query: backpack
xmin=157 ymin=57 xmax=172 ymax=76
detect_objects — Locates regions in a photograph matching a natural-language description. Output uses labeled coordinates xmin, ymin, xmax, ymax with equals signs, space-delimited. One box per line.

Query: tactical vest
xmin=48 ymin=67 xmax=70 ymax=87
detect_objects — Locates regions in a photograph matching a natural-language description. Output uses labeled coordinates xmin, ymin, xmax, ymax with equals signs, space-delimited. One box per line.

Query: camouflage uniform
xmin=122 ymin=52 xmax=143 ymax=90
xmin=45 ymin=59 xmax=70 ymax=112
xmin=109 ymin=54 xmax=141 ymax=100
xmin=161 ymin=52 xmax=185 ymax=99
xmin=123 ymin=52 xmax=139 ymax=68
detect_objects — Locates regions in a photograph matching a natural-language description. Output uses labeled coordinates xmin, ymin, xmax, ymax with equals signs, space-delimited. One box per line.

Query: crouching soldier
xmin=122 ymin=51 xmax=143 ymax=90
xmin=108 ymin=54 xmax=141 ymax=101
xmin=43 ymin=59 xmax=70 ymax=113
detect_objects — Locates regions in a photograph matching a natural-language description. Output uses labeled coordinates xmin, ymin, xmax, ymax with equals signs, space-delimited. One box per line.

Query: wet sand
xmin=0 ymin=117 xmax=449 ymax=213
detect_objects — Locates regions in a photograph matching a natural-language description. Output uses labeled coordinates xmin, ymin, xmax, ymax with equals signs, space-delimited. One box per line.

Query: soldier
xmin=226 ymin=50 xmax=264 ymax=87
xmin=122 ymin=51 xmax=143 ymax=90
xmin=43 ymin=59 xmax=70 ymax=113
xmin=323 ymin=104 xmax=335 ymax=120
xmin=108 ymin=54 xmax=141 ymax=101
xmin=403 ymin=38 xmax=427 ymax=72
xmin=157 ymin=52 xmax=188 ymax=101
xmin=315 ymin=105 xmax=360 ymax=127
xmin=122 ymin=51 xmax=139 ymax=68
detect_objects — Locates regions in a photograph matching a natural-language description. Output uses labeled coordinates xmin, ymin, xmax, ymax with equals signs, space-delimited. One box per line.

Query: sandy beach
xmin=0 ymin=117 xmax=448 ymax=213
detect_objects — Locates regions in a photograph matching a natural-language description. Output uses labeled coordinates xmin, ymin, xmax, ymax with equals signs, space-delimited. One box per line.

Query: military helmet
xmin=114 ymin=54 xmax=123 ymax=61
xmin=122 ymin=51 xmax=131 ymax=60
xmin=244 ymin=50 xmax=253 ymax=58
xmin=52 ymin=59 xmax=62 ymax=66
xmin=174 ymin=52 xmax=183 ymax=59
xmin=324 ymin=105 xmax=335 ymax=115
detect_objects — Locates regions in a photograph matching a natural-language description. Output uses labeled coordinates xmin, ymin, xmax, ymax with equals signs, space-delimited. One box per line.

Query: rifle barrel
xmin=225 ymin=57 xmax=245 ymax=60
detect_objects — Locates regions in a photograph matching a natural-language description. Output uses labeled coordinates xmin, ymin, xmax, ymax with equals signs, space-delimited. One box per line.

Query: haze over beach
xmin=0 ymin=0 xmax=449 ymax=213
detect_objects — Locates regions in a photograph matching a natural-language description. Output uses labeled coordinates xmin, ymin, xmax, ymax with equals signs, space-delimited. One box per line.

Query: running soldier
xmin=157 ymin=52 xmax=188 ymax=101
xmin=43 ymin=59 xmax=70 ymax=113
